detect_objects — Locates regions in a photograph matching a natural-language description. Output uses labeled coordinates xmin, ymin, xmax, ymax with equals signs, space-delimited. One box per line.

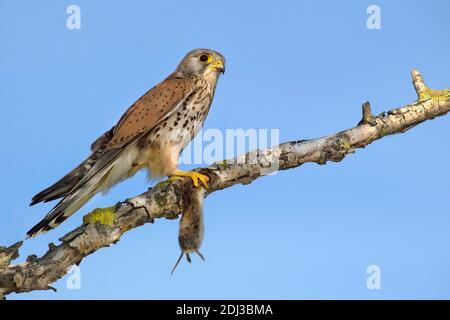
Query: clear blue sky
xmin=1 ymin=0 xmax=450 ymax=299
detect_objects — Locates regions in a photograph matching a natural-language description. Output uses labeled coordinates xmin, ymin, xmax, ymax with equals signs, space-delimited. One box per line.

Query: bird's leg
xmin=170 ymin=169 xmax=209 ymax=188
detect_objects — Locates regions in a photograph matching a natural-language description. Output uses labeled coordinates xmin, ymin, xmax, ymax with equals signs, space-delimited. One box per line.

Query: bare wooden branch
xmin=1 ymin=70 xmax=449 ymax=298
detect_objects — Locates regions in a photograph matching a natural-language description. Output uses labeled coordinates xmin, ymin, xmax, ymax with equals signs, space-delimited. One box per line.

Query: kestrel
xmin=27 ymin=49 xmax=225 ymax=237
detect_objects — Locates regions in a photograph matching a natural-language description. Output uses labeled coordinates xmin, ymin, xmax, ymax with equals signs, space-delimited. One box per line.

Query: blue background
xmin=1 ymin=0 xmax=449 ymax=299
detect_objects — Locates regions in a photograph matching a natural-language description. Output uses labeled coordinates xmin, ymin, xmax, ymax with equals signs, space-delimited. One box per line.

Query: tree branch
xmin=1 ymin=70 xmax=449 ymax=298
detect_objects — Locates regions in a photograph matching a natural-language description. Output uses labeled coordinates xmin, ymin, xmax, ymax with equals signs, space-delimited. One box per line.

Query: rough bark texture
xmin=0 ymin=70 xmax=449 ymax=298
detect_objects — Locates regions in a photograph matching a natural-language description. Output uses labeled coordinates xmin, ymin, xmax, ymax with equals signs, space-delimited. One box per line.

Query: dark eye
xmin=199 ymin=54 xmax=210 ymax=63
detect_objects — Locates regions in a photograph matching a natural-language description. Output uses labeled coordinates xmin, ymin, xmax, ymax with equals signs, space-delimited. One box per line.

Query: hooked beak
xmin=211 ymin=60 xmax=225 ymax=74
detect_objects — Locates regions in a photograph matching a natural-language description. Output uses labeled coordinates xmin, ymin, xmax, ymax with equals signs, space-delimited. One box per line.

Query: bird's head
xmin=176 ymin=49 xmax=225 ymax=78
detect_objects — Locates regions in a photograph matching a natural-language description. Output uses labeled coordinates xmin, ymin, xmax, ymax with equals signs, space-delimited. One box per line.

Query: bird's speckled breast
xmin=138 ymin=79 xmax=216 ymax=177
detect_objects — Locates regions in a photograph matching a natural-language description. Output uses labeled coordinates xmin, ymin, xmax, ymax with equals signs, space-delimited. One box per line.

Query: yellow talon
xmin=171 ymin=169 xmax=209 ymax=188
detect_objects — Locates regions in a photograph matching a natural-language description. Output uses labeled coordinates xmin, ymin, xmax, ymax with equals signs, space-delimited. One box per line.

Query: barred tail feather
xmin=27 ymin=167 xmax=111 ymax=238
xmin=28 ymin=142 xmax=141 ymax=237
xmin=30 ymin=152 xmax=102 ymax=206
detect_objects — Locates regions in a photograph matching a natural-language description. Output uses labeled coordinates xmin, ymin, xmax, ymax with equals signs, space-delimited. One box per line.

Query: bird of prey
xmin=27 ymin=49 xmax=225 ymax=237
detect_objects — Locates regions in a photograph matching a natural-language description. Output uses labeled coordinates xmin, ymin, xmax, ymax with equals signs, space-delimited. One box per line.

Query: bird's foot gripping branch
xmin=0 ymin=70 xmax=449 ymax=298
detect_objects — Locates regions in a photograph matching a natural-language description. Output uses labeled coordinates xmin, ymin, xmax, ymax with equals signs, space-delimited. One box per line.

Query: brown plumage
xmin=28 ymin=49 xmax=225 ymax=237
